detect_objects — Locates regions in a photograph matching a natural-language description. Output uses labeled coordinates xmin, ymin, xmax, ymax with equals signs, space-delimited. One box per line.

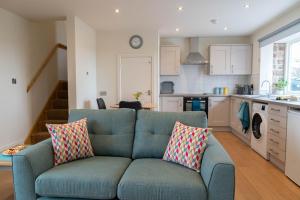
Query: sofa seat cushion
xmin=36 ymin=156 xmax=131 ymax=199
xmin=118 ymin=159 xmax=207 ymax=200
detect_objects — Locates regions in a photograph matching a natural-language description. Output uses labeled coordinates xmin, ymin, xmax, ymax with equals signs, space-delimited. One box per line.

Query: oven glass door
xmin=185 ymin=100 xmax=206 ymax=111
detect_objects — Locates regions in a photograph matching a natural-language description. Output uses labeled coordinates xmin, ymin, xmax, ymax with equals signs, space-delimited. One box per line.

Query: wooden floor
xmin=0 ymin=170 xmax=13 ymax=200
xmin=1 ymin=132 xmax=300 ymax=200
xmin=214 ymin=132 xmax=300 ymax=200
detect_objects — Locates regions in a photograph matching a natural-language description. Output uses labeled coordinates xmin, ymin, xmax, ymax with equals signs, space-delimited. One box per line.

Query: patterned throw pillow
xmin=163 ymin=121 xmax=209 ymax=172
xmin=46 ymin=118 xmax=94 ymax=166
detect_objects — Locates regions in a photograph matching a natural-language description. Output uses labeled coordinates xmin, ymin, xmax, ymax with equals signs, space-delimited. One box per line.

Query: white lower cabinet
xmin=208 ymin=97 xmax=230 ymax=126
xmin=230 ymin=97 xmax=243 ymax=132
xmin=160 ymin=97 xmax=183 ymax=112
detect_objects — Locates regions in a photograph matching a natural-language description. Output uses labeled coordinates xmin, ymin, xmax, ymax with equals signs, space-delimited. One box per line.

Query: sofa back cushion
xmin=68 ymin=109 xmax=136 ymax=158
xmin=132 ymin=110 xmax=207 ymax=159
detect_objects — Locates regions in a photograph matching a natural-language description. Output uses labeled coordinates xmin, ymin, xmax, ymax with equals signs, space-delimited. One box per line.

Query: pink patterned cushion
xmin=163 ymin=121 xmax=208 ymax=171
xmin=46 ymin=118 xmax=94 ymax=166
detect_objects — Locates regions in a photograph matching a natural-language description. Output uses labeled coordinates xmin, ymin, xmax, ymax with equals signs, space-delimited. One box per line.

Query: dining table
xmin=110 ymin=103 xmax=156 ymax=110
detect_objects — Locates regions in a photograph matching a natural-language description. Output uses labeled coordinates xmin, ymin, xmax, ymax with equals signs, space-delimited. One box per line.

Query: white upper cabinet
xmin=160 ymin=46 xmax=180 ymax=75
xmin=209 ymin=46 xmax=231 ymax=75
xmin=209 ymin=45 xmax=252 ymax=75
xmin=230 ymin=45 xmax=252 ymax=75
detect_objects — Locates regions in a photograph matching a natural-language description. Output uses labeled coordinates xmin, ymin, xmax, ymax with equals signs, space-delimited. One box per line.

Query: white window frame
xmin=284 ymin=38 xmax=300 ymax=94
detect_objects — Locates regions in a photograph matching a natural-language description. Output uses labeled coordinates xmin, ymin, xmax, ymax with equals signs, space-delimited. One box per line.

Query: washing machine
xmin=251 ymin=103 xmax=269 ymax=159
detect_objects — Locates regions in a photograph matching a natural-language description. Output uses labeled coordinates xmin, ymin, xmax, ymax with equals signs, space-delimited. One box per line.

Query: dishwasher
xmin=285 ymin=108 xmax=300 ymax=186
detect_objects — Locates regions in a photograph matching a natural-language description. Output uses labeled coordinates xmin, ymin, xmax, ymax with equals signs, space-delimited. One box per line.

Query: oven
xmin=183 ymin=97 xmax=208 ymax=117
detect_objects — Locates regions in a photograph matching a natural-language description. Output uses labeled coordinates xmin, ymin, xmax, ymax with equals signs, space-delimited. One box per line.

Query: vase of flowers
xmin=274 ymin=79 xmax=288 ymax=95
xmin=133 ymin=91 xmax=143 ymax=101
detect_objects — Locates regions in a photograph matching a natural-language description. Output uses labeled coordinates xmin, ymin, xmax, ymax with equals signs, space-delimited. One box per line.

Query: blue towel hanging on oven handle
xmin=192 ymin=100 xmax=201 ymax=111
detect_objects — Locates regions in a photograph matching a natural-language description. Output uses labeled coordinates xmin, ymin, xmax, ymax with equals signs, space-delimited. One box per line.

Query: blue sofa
xmin=13 ymin=109 xmax=235 ymax=200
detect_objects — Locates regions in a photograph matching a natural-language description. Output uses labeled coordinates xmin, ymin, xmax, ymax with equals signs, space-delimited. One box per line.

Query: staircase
xmin=29 ymin=81 xmax=69 ymax=144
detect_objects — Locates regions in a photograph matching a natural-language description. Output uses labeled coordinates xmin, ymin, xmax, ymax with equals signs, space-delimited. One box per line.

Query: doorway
xmin=118 ymin=55 xmax=153 ymax=105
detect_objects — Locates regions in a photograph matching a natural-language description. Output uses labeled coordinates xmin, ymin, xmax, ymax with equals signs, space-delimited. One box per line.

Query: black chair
xmin=119 ymin=101 xmax=142 ymax=110
xmin=96 ymin=98 xmax=106 ymax=109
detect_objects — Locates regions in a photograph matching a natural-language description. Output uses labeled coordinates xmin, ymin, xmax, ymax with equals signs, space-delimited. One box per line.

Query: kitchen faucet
xmin=261 ymin=80 xmax=272 ymax=98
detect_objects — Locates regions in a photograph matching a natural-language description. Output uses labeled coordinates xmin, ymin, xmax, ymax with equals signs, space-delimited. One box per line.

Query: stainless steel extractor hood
xmin=183 ymin=37 xmax=208 ymax=65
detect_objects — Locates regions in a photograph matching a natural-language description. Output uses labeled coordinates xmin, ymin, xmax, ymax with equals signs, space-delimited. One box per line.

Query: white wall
xmin=160 ymin=37 xmax=251 ymax=94
xmin=67 ymin=16 xmax=97 ymax=110
xmin=96 ymin=30 xmax=160 ymax=108
xmin=251 ymin=4 xmax=300 ymax=93
xmin=55 ymin=20 xmax=67 ymax=81
xmin=260 ymin=44 xmax=273 ymax=94
xmin=0 ymin=8 xmax=57 ymax=150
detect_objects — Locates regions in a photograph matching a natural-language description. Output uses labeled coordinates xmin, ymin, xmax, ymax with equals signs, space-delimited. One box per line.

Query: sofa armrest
xmin=13 ymin=139 xmax=54 ymax=200
xmin=200 ymin=134 xmax=235 ymax=200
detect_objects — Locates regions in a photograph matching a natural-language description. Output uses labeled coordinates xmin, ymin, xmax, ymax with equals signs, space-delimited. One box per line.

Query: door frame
xmin=117 ymin=54 xmax=154 ymax=104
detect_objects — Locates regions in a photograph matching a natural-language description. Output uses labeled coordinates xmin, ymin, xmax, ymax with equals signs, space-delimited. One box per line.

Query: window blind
xmin=258 ymin=18 xmax=300 ymax=47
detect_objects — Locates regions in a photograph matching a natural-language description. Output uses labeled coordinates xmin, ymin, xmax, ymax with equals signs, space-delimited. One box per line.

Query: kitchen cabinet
xmin=209 ymin=45 xmax=252 ymax=75
xmin=230 ymin=97 xmax=252 ymax=145
xmin=209 ymin=46 xmax=231 ymax=75
xmin=230 ymin=45 xmax=252 ymax=75
xmin=230 ymin=97 xmax=242 ymax=132
xmin=160 ymin=97 xmax=183 ymax=112
xmin=160 ymin=46 xmax=180 ymax=75
xmin=267 ymin=103 xmax=288 ymax=167
xmin=208 ymin=97 xmax=230 ymax=126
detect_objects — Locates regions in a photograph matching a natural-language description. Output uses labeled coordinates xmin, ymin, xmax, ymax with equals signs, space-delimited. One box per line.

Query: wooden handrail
xmin=26 ymin=43 xmax=67 ymax=92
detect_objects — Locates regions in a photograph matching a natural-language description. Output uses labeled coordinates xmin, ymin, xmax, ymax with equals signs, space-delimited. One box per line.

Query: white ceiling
xmin=1 ymin=0 xmax=299 ymax=37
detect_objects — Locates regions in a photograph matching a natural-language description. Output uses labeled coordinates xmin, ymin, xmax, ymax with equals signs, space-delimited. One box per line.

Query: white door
xmin=118 ymin=56 xmax=152 ymax=104
xmin=230 ymin=45 xmax=252 ymax=75
xmin=210 ymin=46 xmax=231 ymax=75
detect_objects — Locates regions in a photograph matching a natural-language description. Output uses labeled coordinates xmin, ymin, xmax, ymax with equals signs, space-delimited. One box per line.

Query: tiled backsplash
xmin=160 ymin=65 xmax=251 ymax=94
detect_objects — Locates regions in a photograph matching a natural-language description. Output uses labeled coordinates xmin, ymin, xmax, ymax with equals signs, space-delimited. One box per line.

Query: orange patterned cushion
xmin=46 ymin=118 xmax=94 ymax=166
xmin=163 ymin=121 xmax=208 ymax=171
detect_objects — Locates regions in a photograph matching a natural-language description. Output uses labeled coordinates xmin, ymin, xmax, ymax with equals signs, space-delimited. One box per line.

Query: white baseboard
xmin=0 ymin=138 xmax=25 ymax=152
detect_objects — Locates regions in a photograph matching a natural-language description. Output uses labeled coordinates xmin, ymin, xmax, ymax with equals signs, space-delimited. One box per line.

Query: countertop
xmin=160 ymin=93 xmax=229 ymax=97
xmin=231 ymin=95 xmax=300 ymax=109
xmin=160 ymin=93 xmax=300 ymax=109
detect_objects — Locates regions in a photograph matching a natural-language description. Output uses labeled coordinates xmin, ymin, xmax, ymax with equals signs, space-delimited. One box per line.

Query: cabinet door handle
xmin=271 ymin=108 xmax=281 ymax=112
xmin=270 ymin=118 xmax=280 ymax=123
xmin=231 ymin=65 xmax=234 ymax=73
xmin=270 ymin=139 xmax=279 ymax=145
xmin=270 ymin=149 xmax=279 ymax=155
xmin=178 ymin=100 xmax=182 ymax=107
xmin=211 ymin=65 xmax=214 ymax=74
xmin=270 ymin=128 xmax=280 ymax=134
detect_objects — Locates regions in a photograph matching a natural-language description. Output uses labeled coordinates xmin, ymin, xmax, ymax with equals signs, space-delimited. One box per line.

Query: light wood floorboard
xmin=0 ymin=170 xmax=13 ymax=200
xmin=214 ymin=132 xmax=300 ymax=200
xmin=1 ymin=132 xmax=300 ymax=200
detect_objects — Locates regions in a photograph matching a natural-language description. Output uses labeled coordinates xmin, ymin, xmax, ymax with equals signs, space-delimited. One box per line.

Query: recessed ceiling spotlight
xmin=175 ymin=28 xmax=180 ymax=32
xmin=224 ymin=26 xmax=228 ymax=31
xmin=244 ymin=3 xmax=250 ymax=9
xmin=178 ymin=6 xmax=183 ymax=11
xmin=115 ymin=9 xmax=120 ymax=13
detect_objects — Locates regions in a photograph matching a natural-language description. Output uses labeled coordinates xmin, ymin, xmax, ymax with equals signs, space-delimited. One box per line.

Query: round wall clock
xmin=129 ymin=35 xmax=143 ymax=49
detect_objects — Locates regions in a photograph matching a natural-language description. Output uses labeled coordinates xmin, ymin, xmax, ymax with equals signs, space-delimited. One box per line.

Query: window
xmin=287 ymin=40 xmax=300 ymax=93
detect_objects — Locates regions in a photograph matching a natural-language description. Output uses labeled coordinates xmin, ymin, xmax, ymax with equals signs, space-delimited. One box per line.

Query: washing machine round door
xmin=252 ymin=113 xmax=262 ymax=139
